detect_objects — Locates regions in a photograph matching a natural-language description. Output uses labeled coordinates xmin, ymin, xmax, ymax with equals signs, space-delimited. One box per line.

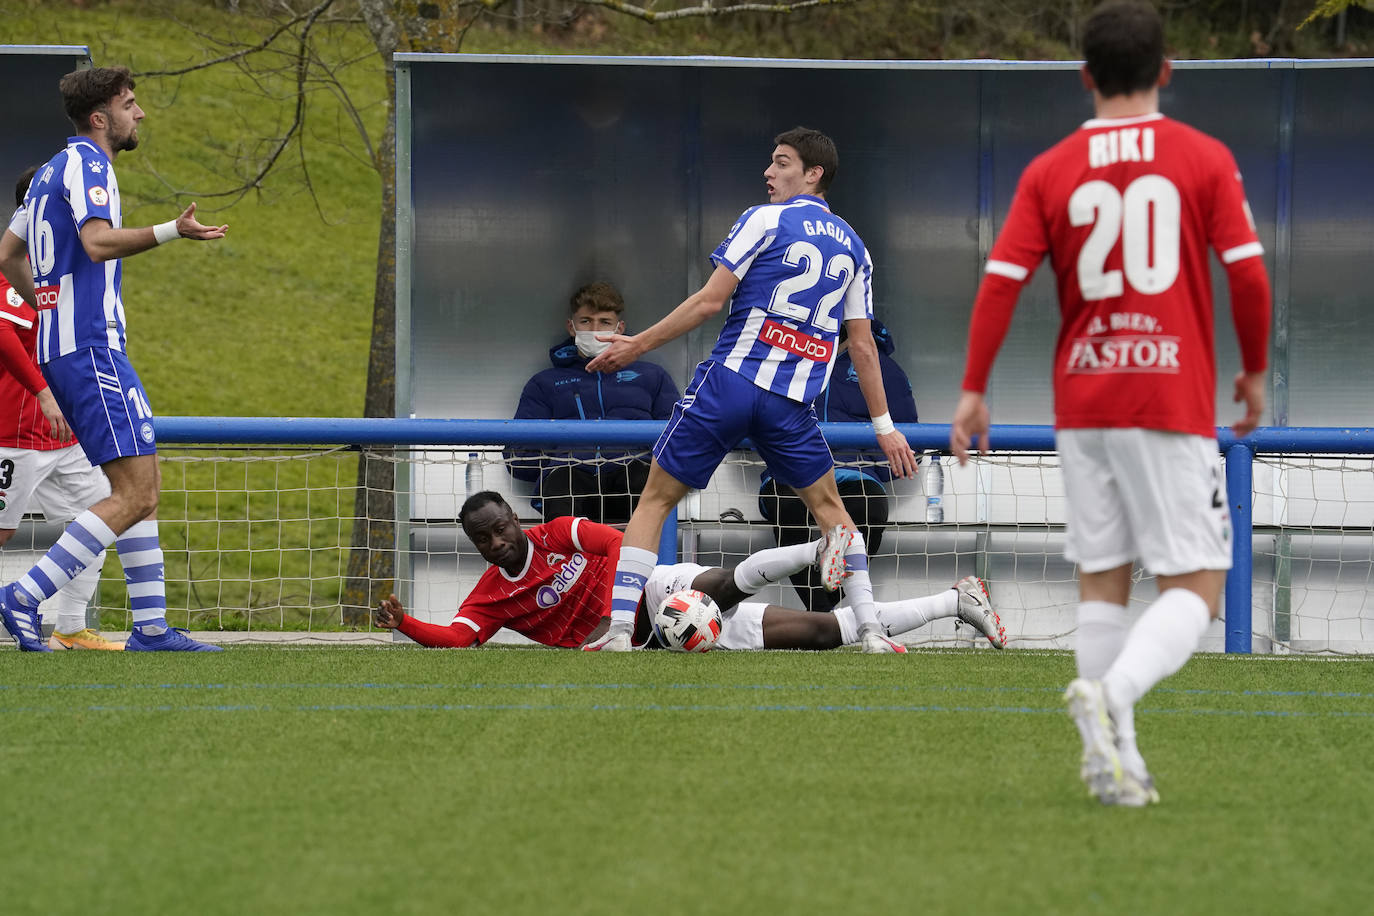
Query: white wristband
xmin=872 ymin=411 xmax=896 ymax=436
xmin=153 ymin=220 xmax=180 ymax=245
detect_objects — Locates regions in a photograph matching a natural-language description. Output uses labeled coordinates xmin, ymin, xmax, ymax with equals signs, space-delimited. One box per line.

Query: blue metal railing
xmin=155 ymin=417 xmax=1374 ymax=654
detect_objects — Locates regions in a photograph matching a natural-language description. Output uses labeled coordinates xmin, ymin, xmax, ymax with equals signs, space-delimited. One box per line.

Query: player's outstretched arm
xmin=950 ymin=390 xmax=991 ymax=465
xmin=585 ymin=265 xmax=739 ymax=373
xmin=845 ymin=318 xmax=917 ymax=479
xmin=78 ymin=202 xmax=228 ymax=263
xmin=377 ymin=594 xmax=483 ymax=648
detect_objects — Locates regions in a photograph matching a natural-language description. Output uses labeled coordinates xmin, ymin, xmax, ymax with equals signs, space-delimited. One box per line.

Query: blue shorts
xmin=653 ymin=361 xmax=833 ymax=490
xmin=41 ymin=347 xmax=158 ymax=467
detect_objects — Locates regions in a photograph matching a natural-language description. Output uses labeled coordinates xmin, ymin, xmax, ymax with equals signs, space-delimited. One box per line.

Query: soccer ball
xmin=653 ymin=589 xmax=723 ymax=653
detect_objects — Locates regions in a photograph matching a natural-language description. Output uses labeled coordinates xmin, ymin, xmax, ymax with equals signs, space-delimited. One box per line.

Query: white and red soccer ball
xmin=653 ymin=589 xmax=722 ymax=653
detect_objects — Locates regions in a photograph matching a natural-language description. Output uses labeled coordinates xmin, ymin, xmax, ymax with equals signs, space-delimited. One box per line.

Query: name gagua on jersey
xmin=801 ymin=219 xmax=854 ymax=251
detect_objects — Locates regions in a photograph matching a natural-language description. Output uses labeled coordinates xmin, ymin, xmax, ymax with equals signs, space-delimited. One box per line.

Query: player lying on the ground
xmin=373 ymin=490 xmax=1006 ymax=650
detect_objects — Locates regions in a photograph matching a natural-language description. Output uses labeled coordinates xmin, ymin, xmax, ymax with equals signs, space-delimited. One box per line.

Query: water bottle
xmin=466 ymin=452 xmax=483 ymax=498
xmin=924 ymin=453 xmax=945 ymax=524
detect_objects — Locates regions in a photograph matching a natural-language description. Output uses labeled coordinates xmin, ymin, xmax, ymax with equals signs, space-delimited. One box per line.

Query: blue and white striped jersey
xmin=21 ymin=138 xmax=126 ymax=364
xmin=707 ymin=194 xmax=873 ymax=403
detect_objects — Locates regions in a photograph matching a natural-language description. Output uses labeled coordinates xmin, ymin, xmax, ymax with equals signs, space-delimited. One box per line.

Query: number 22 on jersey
xmin=766 ymin=240 xmax=854 ymax=333
xmin=1068 ymin=175 xmax=1180 ymax=301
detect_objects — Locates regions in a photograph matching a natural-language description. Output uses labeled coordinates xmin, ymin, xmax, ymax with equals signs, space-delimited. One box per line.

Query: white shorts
xmin=1058 ymin=428 xmax=1231 ymax=577
xmin=0 ymin=445 xmax=111 ymax=529
xmin=644 ymin=562 xmax=766 ymax=651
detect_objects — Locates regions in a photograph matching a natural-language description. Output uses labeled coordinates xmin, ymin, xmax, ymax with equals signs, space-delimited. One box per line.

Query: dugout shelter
xmin=396 ymin=55 xmax=1374 ymax=434
xmin=394 ymin=56 xmax=1374 ymax=648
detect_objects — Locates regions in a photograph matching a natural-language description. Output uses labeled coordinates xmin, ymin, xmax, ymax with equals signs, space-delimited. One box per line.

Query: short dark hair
xmin=1082 ymin=1 xmax=1165 ymax=98
xmin=59 ymin=66 xmax=136 ymax=133
xmin=773 ymin=127 xmax=839 ymax=193
xmin=569 ymin=281 xmax=624 ymax=316
xmin=15 ymin=166 xmax=37 ymax=209
xmin=459 ymin=490 xmax=512 ymax=529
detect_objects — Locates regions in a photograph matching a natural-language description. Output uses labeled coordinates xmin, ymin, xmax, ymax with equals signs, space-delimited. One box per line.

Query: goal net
xmin=3 ymin=440 xmax=1370 ymax=653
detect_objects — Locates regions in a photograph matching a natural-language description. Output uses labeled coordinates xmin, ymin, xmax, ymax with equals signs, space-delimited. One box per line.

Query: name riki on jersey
xmin=1087 ymin=127 xmax=1156 ymax=168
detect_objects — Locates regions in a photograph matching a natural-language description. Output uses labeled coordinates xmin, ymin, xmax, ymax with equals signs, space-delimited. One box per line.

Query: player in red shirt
xmin=373 ymin=491 xmax=1006 ymax=651
xmin=0 ymin=167 xmax=120 ymax=650
xmin=950 ymin=1 xmax=1271 ymax=806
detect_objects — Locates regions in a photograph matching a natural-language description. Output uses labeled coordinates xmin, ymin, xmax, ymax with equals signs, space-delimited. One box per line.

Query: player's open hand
xmin=950 ymin=390 xmax=990 ymax=465
xmin=878 ymin=429 xmax=918 ymax=479
xmin=1231 ymin=370 xmax=1266 ymax=437
xmin=36 ymin=388 xmax=72 ymax=442
xmin=584 ymin=334 xmax=639 ymax=374
xmin=176 ymin=202 xmax=228 ymax=241
xmin=375 ymin=594 xmax=405 ymax=629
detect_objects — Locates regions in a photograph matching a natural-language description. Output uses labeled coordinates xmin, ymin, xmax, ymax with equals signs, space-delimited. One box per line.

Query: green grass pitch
xmin=0 ymin=647 xmax=1370 ymax=916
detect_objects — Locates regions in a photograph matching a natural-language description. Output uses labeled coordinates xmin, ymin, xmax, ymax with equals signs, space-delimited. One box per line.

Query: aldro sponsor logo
xmin=535 ymin=553 xmax=588 ymax=608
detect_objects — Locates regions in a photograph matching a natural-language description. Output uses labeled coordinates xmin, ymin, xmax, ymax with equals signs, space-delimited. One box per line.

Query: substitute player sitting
xmin=374 ymin=491 xmax=1005 ymax=651
xmin=583 ymin=127 xmax=919 ymax=654
xmin=950 ymin=0 xmax=1271 ymax=806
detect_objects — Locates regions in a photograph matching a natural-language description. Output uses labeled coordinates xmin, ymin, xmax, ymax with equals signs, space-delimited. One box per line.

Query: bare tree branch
xmin=546 ymin=0 xmax=861 ymax=23
xmin=139 ymin=0 xmax=340 ymax=78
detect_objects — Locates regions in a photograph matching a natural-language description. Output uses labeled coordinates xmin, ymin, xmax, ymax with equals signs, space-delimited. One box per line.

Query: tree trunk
xmin=341 ymin=4 xmax=400 ymax=623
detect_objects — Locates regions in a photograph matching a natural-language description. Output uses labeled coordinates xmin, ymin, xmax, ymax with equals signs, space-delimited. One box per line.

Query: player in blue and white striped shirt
xmin=583 ymin=127 xmax=918 ymax=654
xmin=0 ymin=66 xmax=228 ymax=651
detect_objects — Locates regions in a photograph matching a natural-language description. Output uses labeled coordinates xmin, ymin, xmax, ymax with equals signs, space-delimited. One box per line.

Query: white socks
xmin=873 ymin=590 xmax=958 ymax=637
xmin=732 ymin=539 xmax=820 ymax=594
xmin=609 ymin=545 xmax=657 ymax=626
xmin=1102 ymin=588 xmax=1211 ymax=712
xmin=1075 ymin=600 xmax=1131 ymax=680
xmin=832 ymin=590 xmax=960 ymax=643
xmin=833 ymin=607 xmax=859 ymax=645
xmin=840 ymin=529 xmax=880 ymax=633
xmin=50 ymin=551 xmax=105 ymax=634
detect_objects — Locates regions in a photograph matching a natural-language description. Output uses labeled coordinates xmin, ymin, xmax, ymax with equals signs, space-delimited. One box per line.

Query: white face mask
xmin=575 ymin=330 xmax=613 ymax=359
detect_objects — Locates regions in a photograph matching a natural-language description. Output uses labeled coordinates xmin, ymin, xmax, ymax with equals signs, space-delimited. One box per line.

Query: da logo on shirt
xmin=88 ymin=186 xmax=108 ymax=207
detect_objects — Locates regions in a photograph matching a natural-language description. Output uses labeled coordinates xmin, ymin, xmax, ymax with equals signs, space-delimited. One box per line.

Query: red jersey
xmin=398 ymin=516 xmax=622 ymax=648
xmin=0 ymin=274 xmax=71 ymax=450
xmin=964 ymin=113 xmax=1269 ymax=436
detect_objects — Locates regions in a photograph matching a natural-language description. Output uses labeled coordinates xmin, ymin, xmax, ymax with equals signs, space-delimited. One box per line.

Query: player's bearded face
xmin=102 ymin=90 xmax=143 ymax=152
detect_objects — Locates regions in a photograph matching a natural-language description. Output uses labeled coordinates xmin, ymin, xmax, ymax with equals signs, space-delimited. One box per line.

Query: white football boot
xmin=1064 ymin=678 xmax=1124 ymax=804
xmin=816 ymin=524 xmax=854 ymax=592
xmin=953 ymin=576 xmax=1006 ymax=649
xmin=580 ymin=620 xmax=633 ymax=652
